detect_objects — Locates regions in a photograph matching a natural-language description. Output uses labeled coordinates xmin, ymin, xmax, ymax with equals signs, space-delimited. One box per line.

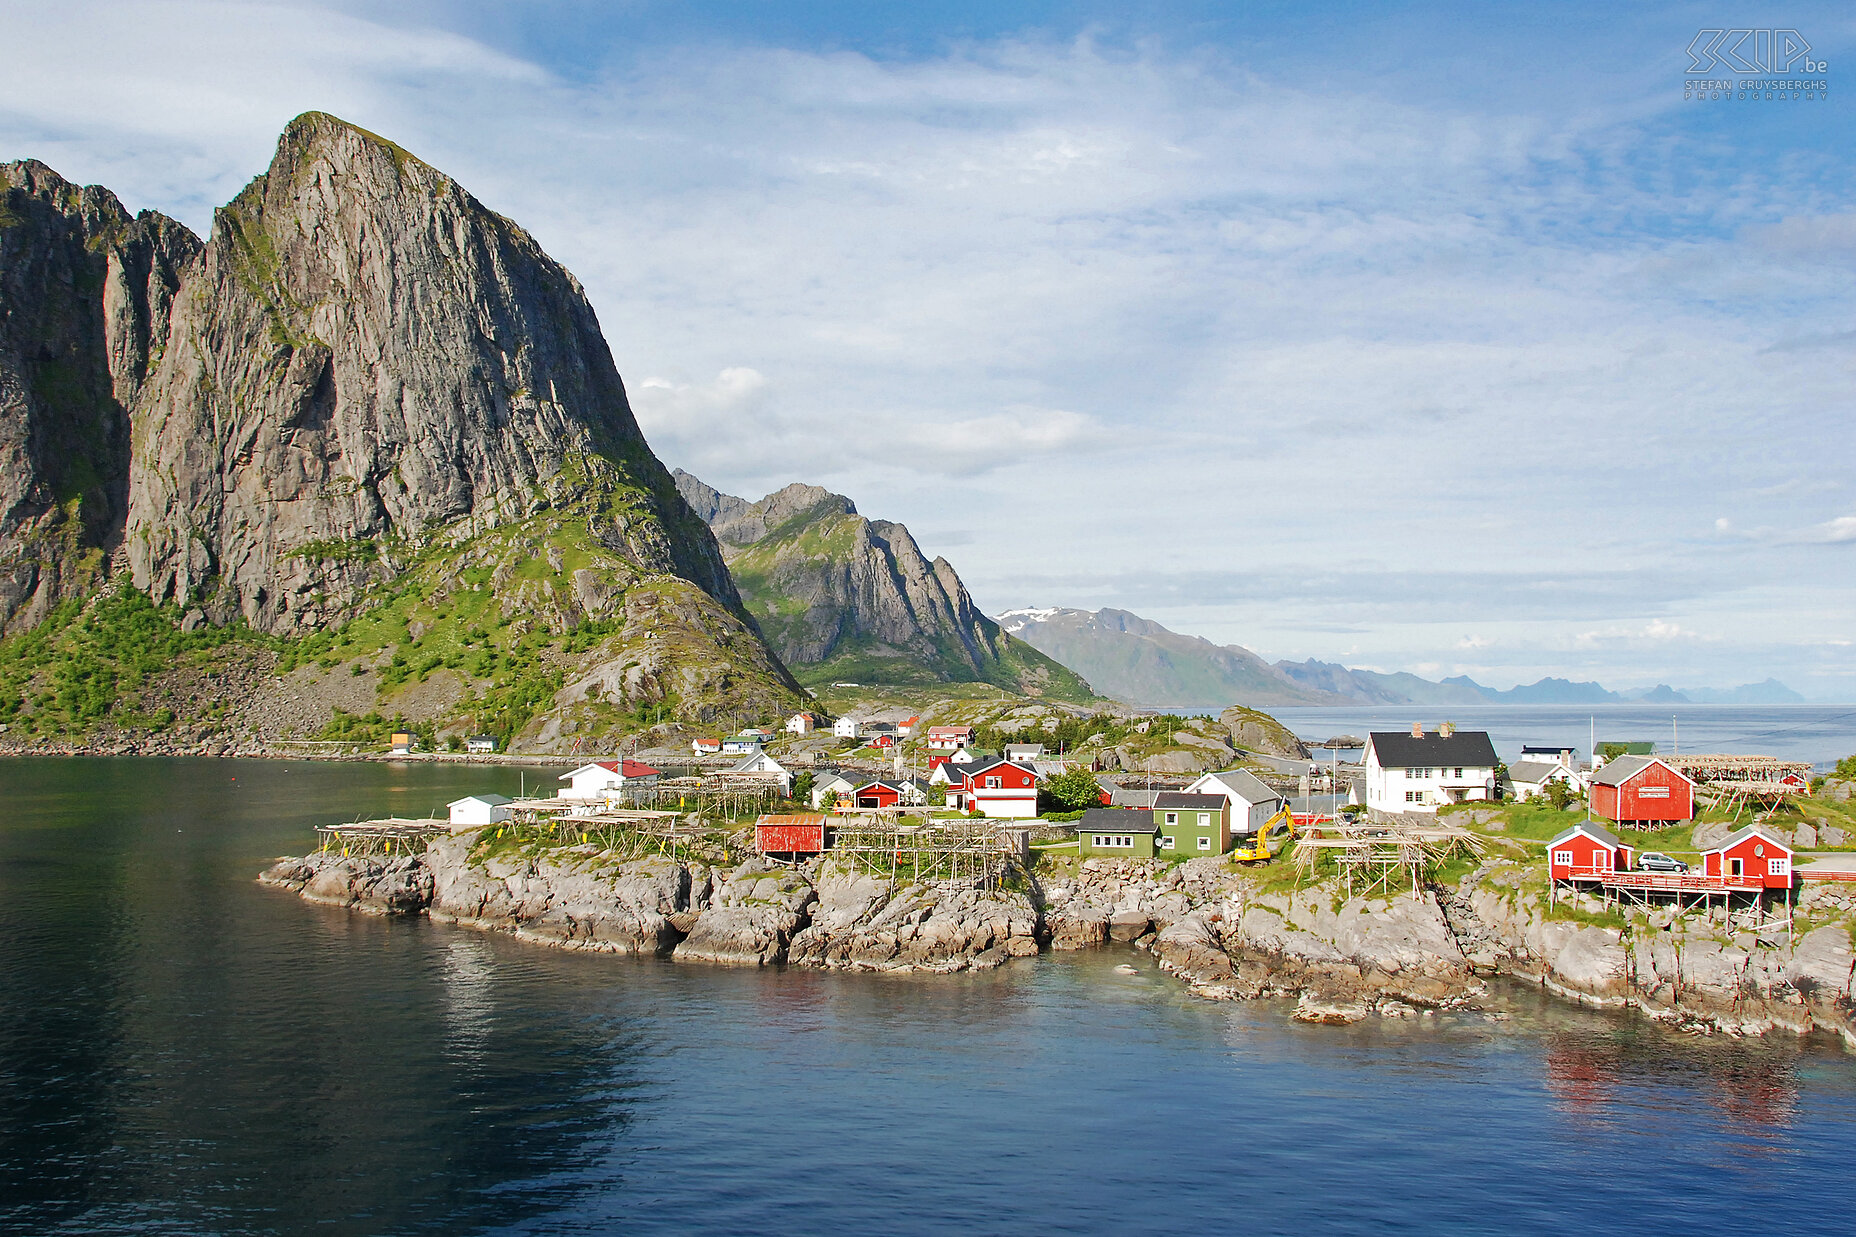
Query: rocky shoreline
xmin=259 ymin=833 xmax=1856 ymax=1044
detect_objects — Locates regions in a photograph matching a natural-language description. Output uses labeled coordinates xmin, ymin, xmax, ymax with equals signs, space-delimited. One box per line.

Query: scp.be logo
xmin=1686 ymin=29 xmax=1824 ymax=74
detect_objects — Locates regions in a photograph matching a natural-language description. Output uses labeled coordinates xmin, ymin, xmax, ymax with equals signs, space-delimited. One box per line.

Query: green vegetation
xmin=0 ymin=590 xmax=250 ymax=734
xmin=1042 ymin=766 xmax=1105 ymax=812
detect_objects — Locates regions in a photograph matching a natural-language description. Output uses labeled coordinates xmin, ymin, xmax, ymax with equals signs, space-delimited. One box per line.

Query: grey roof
xmin=449 ymin=793 xmax=511 ymax=807
xmin=1703 ymin=824 xmax=1790 ymax=854
xmin=1109 ymin=788 xmax=1162 ymax=809
xmin=1367 ymin=730 xmax=1499 ymax=768
xmin=1199 ymin=768 xmax=1281 ymax=805
xmin=1076 ymin=807 xmax=1154 ymax=833
xmin=1548 ymin=821 xmax=1622 ymax=848
xmin=1588 ymin=754 xmax=1689 ymax=787
xmin=1154 ymin=793 xmax=1228 ymax=810
xmin=1508 ymin=761 xmax=1564 ymax=784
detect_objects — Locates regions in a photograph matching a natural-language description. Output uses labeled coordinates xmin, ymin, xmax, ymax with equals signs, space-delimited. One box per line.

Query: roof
xmin=757 ymin=813 xmax=826 ymax=827
xmin=727 ymin=751 xmax=790 ymax=775
xmin=466 ymin=733 xmax=498 ymax=742
xmin=1548 ymin=821 xmax=1622 ymax=849
xmin=963 ymin=757 xmax=1038 ymax=779
xmin=1155 ymin=793 xmax=1229 ymax=810
xmin=1521 ymin=744 xmax=1573 ymax=755
xmin=1004 ymin=743 xmax=1046 ymax=756
xmin=927 ymin=725 xmax=974 ymax=736
xmin=448 ymin=794 xmax=512 ymax=808
xmin=1508 ymin=761 xmax=1564 ymax=784
xmin=1366 ymin=730 xmax=1499 ymax=768
xmin=854 ymin=779 xmax=906 ymax=793
xmin=1589 ymin=755 xmax=1692 ymax=788
xmin=1076 ymin=807 xmax=1155 ymax=832
xmin=1702 ymin=824 xmax=1792 ymax=855
xmin=1194 ymin=768 xmax=1281 ymax=805
xmin=1109 ymin=788 xmax=1162 ymax=809
xmin=561 ymin=759 xmax=658 ymax=780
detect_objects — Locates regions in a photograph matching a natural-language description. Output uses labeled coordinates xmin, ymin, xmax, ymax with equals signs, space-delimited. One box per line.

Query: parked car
xmin=1638 ymin=851 xmax=1688 ymax=874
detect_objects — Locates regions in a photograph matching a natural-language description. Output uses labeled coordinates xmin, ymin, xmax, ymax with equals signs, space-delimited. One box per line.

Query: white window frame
xmin=1553 ymin=850 xmax=1573 ymax=867
xmin=1160 ymin=836 xmax=1175 ymax=850
xmin=1197 ymin=835 xmax=1212 ymax=851
xmin=985 ymin=776 xmax=1001 ymax=789
xmin=1769 ymin=858 xmax=1789 ymax=876
xmin=1165 ymin=812 xmax=1178 ymax=825
xmin=1198 ymin=812 xmax=1210 ymax=827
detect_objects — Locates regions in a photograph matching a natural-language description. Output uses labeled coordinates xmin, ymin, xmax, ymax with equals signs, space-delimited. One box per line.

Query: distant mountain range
xmin=1001 ymin=607 xmax=1806 ymax=710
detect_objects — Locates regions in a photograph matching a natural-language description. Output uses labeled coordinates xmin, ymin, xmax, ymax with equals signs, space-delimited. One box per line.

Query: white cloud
xmin=2 ymin=5 xmax=1851 ymax=691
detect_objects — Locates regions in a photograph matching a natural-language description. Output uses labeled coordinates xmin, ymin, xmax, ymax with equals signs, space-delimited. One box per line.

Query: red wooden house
xmin=756 ymin=813 xmax=829 ymax=858
xmin=1590 ymin=756 xmax=1695 ymax=826
xmin=867 ymin=734 xmax=896 ymax=750
xmin=1548 ymin=822 xmax=1635 ymax=882
xmin=1702 ymin=825 xmax=1793 ymax=889
xmin=950 ymin=758 xmax=1040 ymax=819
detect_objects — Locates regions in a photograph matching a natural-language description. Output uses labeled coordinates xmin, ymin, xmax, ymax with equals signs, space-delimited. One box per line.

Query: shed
xmin=756 ymin=813 xmax=829 ymax=857
xmin=448 ymin=793 xmax=512 ymax=828
xmin=1547 ymin=821 xmax=1633 ymax=881
xmin=1701 ymin=825 xmax=1793 ymax=889
xmin=1184 ymin=768 xmax=1283 ymax=834
xmin=1590 ymin=756 xmax=1694 ymax=826
xmin=853 ymin=779 xmax=905 ymax=809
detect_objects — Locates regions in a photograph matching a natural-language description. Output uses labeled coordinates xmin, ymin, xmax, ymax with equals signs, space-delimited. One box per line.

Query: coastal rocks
xmin=675 ymin=861 xmax=817 ymax=965
xmin=1292 ymin=995 xmax=1368 ymax=1025
xmin=787 ymin=861 xmax=1040 ymax=972
xmin=259 ymin=851 xmax=433 ymax=914
xmin=423 ymin=833 xmax=688 ymax=956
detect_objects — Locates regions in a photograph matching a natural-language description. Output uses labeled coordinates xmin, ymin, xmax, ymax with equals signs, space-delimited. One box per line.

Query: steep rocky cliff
xmin=0 ymin=114 xmax=803 ymax=743
xmin=674 ymin=469 xmax=1091 ymax=700
xmin=0 ymin=161 xmax=197 ymax=633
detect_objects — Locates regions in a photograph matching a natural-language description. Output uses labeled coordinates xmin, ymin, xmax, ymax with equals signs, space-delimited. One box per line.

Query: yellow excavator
xmin=1230 ymin=804 xmax=1298 ymax=864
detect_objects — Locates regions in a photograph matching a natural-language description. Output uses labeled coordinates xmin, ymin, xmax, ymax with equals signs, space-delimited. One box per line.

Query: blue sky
xmin=3 ymin=1 xmax=1852 ymax=696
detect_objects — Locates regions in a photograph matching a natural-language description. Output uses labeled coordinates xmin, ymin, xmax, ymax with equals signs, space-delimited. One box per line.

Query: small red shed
xmin=1702 ymin=825 xmax=1793 ymax=889
xmin=1590 ymin=756 xmax=1695 ymax=826
xmin=867 ymin=734 xmax=896 ymax=750
xmin=1548 ymin=822 xmax=1635 ymax=881
xmin=853 ymin=780 xmax=904 ymax=810
xmin=755 ymin=813 xmax=829 ymax=857
xmin=1781 ymin=771 xmax=1810 ymax=792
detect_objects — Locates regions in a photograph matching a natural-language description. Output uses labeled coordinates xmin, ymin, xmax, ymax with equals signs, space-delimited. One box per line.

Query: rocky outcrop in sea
xmin=260 ymin=833 xmax=1856 ymax=1044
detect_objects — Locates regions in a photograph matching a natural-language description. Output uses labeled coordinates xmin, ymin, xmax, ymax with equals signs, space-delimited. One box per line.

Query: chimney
xmin=1440 ymin=722 xmax=1455 ymax=738
xmin=1411 ymin=722 xmax=1424 ymax=738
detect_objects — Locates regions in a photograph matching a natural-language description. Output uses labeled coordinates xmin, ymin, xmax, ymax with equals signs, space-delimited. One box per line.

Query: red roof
xmin=590 ymin=759 xmax=660 ymax=777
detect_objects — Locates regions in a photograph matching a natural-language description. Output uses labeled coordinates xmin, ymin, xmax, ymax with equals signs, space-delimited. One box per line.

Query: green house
xmin=1153 ymin=794 xmax=1232 ymax=856
xmin=1076 ymin=808 xmax=1158 ymax=858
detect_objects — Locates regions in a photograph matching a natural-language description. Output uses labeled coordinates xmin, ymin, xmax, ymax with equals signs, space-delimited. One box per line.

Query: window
xmin=1553 ymin=851 xmax=1573 ymax=866
xmin=1198 ymin=835 xmax=1212 ymax=851
xmin=1198 ymin=813 xmax=1211 ymax=827
xmin=1160 ymin=836 xmax=1175 ymax=850
xmin=985 ymin=776 xmax=1001 ymax=789
xmin=1165 ymin=812 xmax=1178 ymax=825
xmin=1091 ymin=835 xmax=1135 ymax=849
xmin=1453 ymin=767 xmax=1464 ymax=779
xmin=1769 ymin=858 xmax=1789 ymax=876
xmin=1406 ymin=791 xmax=1424 ymax=803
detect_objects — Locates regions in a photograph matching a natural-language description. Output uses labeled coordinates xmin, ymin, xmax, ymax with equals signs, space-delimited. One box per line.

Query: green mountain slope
xmin=675 ymin=471 xmax=1094 ymax=703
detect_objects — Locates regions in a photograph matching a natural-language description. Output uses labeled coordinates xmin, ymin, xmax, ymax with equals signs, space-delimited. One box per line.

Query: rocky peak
xmin=126 ymin=111 xmax=738 ymax=632
xmin=0 ymin=160 xmax=198 ymax=632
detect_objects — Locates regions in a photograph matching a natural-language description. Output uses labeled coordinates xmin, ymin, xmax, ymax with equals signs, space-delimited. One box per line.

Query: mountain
xmin=674 ymin=471 xmax=1092 ymax=701
xmin=999 ymin=607 xmax=1342 ymax=709
xmin=1 ymin=113 xmax=801 ymax=744
xmin=0 ymin=160 xmax=199 ymax=635
xmin=1677 ymin=679 xmax=1807 ymax=705
xmin=1275 ymin=659 xmax=1489 ymax=706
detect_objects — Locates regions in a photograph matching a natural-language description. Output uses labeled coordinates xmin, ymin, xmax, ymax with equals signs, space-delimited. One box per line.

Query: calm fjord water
xmin=3 ymin=757 xmax=1856 ymax=1235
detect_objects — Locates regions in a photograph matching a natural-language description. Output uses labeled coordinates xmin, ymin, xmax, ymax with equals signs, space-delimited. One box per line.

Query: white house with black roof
xmin=1364 ymin=724 xmax=1499 ymax=814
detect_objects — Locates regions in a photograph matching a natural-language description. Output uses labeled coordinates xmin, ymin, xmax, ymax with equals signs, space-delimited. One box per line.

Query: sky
xmin=2 ymin=1 xmax=1852 ymax=697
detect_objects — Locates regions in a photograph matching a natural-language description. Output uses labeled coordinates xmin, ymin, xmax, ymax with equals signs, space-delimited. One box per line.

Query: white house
xmin=785 ymin=712 xmax=819 ymax=735
xmin=1184 ymin=768 xmax=1284 ymax=835
xmin=1363 ymin=725 xmax=1498 ymax=814
xmin=925 ymin=726 xmax=974 ymax=751
xmin=834 ymin=717 xmax=863 ymax=740
xmin=726 ymin=749 xmax=793 ymax=795
xmin=559 ymin=759 xmax=661 ymax=801
xmin=1003 ymin=743 xmax=1046 ymax=764
xmin=691 ymin=736 xmax=722 ymax=755
xmin=808 ymin=771 xmax=857 ymax=810
xmin=448 ymin=793 xmax=512 ymax=829
xmin=1507 ymin=760 xmax=1576 ymax=802
xmin=721 ymin=734 xmax=763 ymax=755
xmin=465 ymin=734 xmax=498 ymax=754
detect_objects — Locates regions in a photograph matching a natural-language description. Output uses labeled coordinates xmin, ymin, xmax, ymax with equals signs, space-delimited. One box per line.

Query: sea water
xmin=2 ymin=757 xmax=1854 ymax=1235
